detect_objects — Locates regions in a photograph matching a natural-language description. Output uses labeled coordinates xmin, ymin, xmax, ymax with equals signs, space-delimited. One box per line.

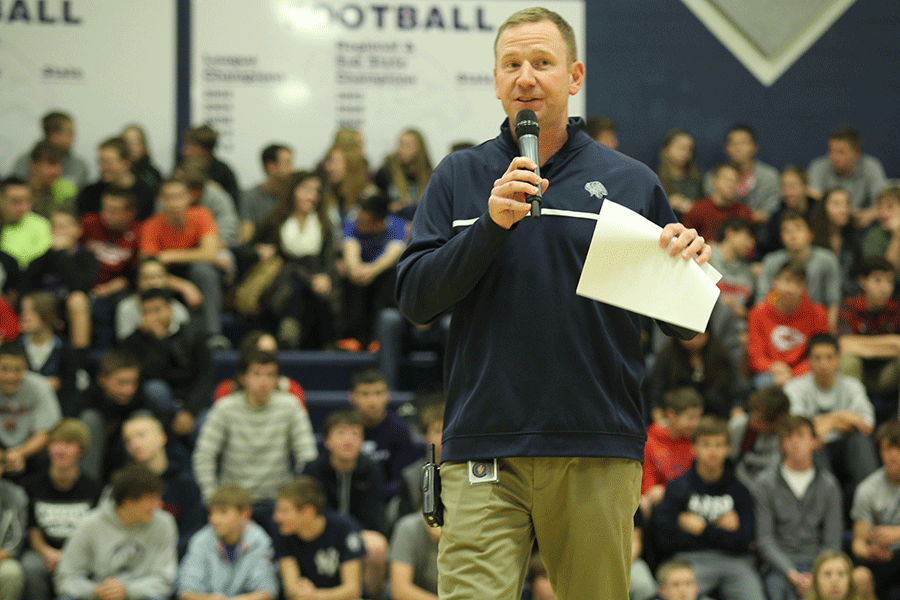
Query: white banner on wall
xmin=0 ymin=1 xmax=176 ymax=180
xmin=191 ymin=0 xmax=585 ymax=187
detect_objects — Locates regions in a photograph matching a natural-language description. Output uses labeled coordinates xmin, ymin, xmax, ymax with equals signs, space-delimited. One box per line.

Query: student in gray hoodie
xmin=55 ymin=464 xmax=177 ymax=600
xmin=753 ymin=415 xmax=843 ymax=600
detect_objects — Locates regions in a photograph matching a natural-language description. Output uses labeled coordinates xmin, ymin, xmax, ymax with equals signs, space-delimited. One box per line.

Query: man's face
xmin=494 ymin=19 xmax=584 ymax=134
xmin=159 ymin=182 xmax=191 ymax=217
xmin=692 ymin=434 xmax=729 ymax=473
xmin=141 ymin=297 xmax=173 ymax=331
xmin=324 ymin=423 xmax=364 ymax=463
xmin=879 ymin=441 xmax=900 ymax=482
xmin=240 ymin=362 xmax=279 ymax=404
xmin=828 ymin=139 xmax=860 ymax=176
xmin=659 ymin=568 xmax=699 ymax=600
xmin=780 ymin=219 xmax=812 ymax=253
xmin=98 ymin=367 xmax=140 ymax=405
xmin=350 ymin=381 xmax=389 ymax=425
xmin=137 ymin=262 xmax=168 ymax=291
xmin=808 ymin=343 xmax=839 ymax=384
xmin=122 ymin=493 xmax=162 ymax=524
xmin=1 ymin=184 xmax=33 ymax=223
xmin=727 ymin=228 xmax=755 ymax=259
xmin=48 ymin=121 xmax=75 ymax=152
xmin=354 ymin=210 xmax=386 ymax=236
xmin=772 ymin=272 xmax=805 ymax=313
xmin=877 ymin=196 xmax=900 ymax=230
xmin=209 ymin=505 xmax=247 ymax=543
xmin=31 ymin=159 xmax=63 ymax=188
xmin=100 ymin=195 xmax=135 ymax=231
xmin=267 ymin=148 xmax=295 ymax=181
xmin=182 ymin=140 xmax=207 ymax=162
xmin=668 ymin=407 xmax=703 ymax=440
xmin=712 ymin=166 xmax=738 ymax=202
xmin=48 ymin=438 xmax=83 ymax=470
xmin=0 ymin=355 xmax=27 ymax=395
xmin=860 ymin=270 xmax=895 ymax=310
xmin=273 ymin=498 xmax=306 ymax=536
xmin=725 ymin=130 xmax=756 ymax=164
xmin=51 ymin=212 xmax=80 ymax=246
xmin=122 ymin=419 xmax=166 ymax=464
xmin=780 ymin=426 xmax=817 ymax=466
xmin=98 ymin=147 xmax=130 ymax=183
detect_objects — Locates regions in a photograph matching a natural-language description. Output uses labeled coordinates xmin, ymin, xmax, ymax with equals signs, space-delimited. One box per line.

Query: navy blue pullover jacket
xmin=396 ymin=118 xmax=677 ymax=463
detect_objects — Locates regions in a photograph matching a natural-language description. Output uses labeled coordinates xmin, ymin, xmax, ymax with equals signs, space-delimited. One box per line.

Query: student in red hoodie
xmin=748 ymin=260 xmax=828 ymax=388
xmin=641 ymin=387 xmax=703 ymax=519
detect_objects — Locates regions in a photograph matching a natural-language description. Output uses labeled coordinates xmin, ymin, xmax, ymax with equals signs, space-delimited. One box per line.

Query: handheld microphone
xmin=515 ymin=109 xmax=542 ymax=218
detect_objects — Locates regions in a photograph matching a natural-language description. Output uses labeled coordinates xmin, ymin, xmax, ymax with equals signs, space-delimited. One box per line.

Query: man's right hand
xmin=489 ymin=157 xmax=548 ymax=229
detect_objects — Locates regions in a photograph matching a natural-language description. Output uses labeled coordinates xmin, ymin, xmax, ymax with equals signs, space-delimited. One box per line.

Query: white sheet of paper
xmin=576 ymin=200 xmax=722 ymax=332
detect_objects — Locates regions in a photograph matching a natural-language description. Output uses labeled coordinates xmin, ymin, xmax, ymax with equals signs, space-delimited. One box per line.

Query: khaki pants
xmin=438 ymin=456 xmax=642 ymax=600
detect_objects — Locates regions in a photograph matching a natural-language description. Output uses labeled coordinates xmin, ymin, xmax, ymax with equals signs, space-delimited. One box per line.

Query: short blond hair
xmin=494 ymin=7 xmax=578 ymax=65
xmin=49 ymin=418 xmax=91 ymax=453
xmin=208 ymin=484 xmax=253 ymax=511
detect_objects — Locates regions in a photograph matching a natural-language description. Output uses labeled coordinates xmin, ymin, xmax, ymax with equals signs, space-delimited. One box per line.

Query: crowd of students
xmin=1 ymin=109 xmax=899 ymax=600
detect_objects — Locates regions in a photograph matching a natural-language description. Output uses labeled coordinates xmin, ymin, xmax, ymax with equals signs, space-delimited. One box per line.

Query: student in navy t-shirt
xmin=341 ymin=187 xmax=407 ymax=350
xmin=273 ymin=476 xmax=366 ymax=599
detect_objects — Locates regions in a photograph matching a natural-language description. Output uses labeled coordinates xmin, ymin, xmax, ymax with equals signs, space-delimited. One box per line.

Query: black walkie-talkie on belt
xmin=422 ymin=443 xmax=443 ymax=527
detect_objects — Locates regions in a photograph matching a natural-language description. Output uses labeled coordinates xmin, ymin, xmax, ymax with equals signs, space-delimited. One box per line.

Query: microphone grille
xmin=515 ymin=109 xmax=539 ymax=137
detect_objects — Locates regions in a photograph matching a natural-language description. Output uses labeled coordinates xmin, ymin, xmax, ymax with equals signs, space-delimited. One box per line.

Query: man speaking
xmin=396 ymin=7 xmax=710 ymax=599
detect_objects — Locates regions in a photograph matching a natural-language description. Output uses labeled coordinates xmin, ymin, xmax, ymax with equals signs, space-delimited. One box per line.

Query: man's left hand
xmin=659 ymin=223 xmax=711 ymax=265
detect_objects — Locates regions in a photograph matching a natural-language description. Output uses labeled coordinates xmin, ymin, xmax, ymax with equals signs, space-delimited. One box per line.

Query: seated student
xmin=24 ymin=209 xmax=98 ymax=355
xmin=0 ymin=342 xmax=62 ymax=479
xmin=76 ymin=137 xmax=156 ymax=221
xmin=273 ymin=476 xmax=365 ymax=600
xmin=729 ymin=386 xmax=791 ymax=485
xmin=681 ymin=162 xmax=753 ymax=243
xmin=10 ymin=111 xmax=90 ymax=190
xmin=0 ymin=177 xmax=52 ymax=271
xmin=756 ymin=210 xmax=842 ymax=331
xmin=177 ymin=484 xmax=278 ymax=600
xmin=349 ymin=368 xmax=420 ymax=502
xmin=78 ymin=349 xmax=162 ymax=483
xmin=122 ymin=124 xmax=163 ymax=195
xmin=121 ymin=287 xmax=214 ymax=439
xmin=641 ymin=388 xmax=703 ymax=518
xmin=760 ymin=166 xmax=817 ymax=256
xmin=211 ymin=331 xmax=305 ymax=404
xmin=389 ymin=510 xmax=440 ymax=600
xmin=708 ymin=218 xmax=756 ymax=328
xmin=652 ymin=559 xmax=714 ymax=600
xmin=807 ymin=125 xmax=888 ymax=227
xmin=123 ymin=414 xmax=206 ymax=558
xmin=526 ymin=552 xmax=556 ymax=600
xmin=340 ymin=187 xmax=407 ymax=351
xmin=80 ymin=187 xmax=141 ymax=348
xmin=302 ymin=410 xmax=387 ymax=600
xmin=702 ymin=125 xmax=781 ymax=225
xmin=17 ymin=291 xmax=78 ymax=415
xmin=860 ymin=186 xmax=900 ymax=267
xmin=139 ymin=177 xmax=229 ymax=348
xmin=25 ymin=140 xmax=77 ymax=217
xmin=747 ymin=260 xmax=829 ymax=387
xmin=54 ymin=464 xmax=177 ymax=600
xmin=115 ymin=257 xmax=197 ymax=342
xmin=646 ymin=330 xmax=748 ymax=421
xmin=375 ymin=307 xmax=450 ymax=391
xmin=397 ymin=397 xmax=443 ymax=519
xmin=192 ymin=349 xmax=317 ymax=541
xmin=838 ymin=256 xmax=900 ymax=405
xmin=20 ymin=419 xmax=101 ymax=600
xmin=181 ymin=125 xmax=241 ymax=210
xmin=784 ymin=334 xmax=878 ymax=500
xmin=240 ymin=144 xmax=295 ymax=243
xmin=810 ymin=188 xmax=860 ymax=300
xmin=0 ymin=447 xmax=29 ymax=600
xmin=850 ymin=419 xmax=900 ymax=600
xmin=753 ymin=415 xmax=843 ymax=600
xmin=653 ymin=416 xmax=766 ymax=600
